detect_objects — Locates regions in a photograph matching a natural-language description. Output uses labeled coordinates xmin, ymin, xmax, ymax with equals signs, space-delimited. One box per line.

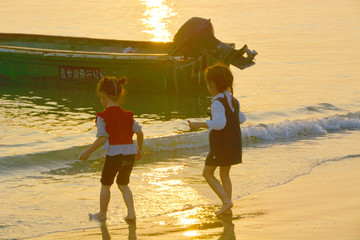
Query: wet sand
xmin=29 ymin=157 xmax=360 ymax=240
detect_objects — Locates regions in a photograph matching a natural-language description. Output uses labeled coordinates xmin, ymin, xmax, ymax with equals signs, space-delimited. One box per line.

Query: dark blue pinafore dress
xmin=205 ymin=96 xmax=242 ymax=166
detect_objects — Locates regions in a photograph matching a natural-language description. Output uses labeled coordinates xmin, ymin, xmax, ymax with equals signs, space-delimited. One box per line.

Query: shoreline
xmin=29 ymin=157 xmax=360 ymax=240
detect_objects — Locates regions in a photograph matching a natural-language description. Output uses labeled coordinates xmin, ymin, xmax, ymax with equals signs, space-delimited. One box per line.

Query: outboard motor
xmin=171 ymin=17 xmax=257 ymax=70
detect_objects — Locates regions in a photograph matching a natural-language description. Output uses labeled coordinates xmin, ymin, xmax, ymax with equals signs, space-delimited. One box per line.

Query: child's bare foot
xmin=89 ymin=212 xmax=106 ymax=221
xmin=222 ymin=208 xmax=233 ymax=216
xmin=124 ymin=214 xmax=136 ymax=222
xmin=216 ymin=202 xmax=233 ymax=216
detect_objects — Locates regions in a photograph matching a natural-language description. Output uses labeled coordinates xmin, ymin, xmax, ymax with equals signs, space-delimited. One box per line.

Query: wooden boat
xmin=0 ymin=33 xmax=229 ymax=93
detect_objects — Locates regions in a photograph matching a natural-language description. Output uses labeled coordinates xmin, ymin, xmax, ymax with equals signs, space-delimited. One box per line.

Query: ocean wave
xmin=302 ymin=103 xmax=344 ymax=112
xmin=242 ymin=111 xmax=360 ymax=141
xmin=144 ymin=111 xmax=360 ymax=151
xmin=1 ymin=112 xmax=359 ymax=172
xmin=0 ymin=146 xmax=84 ymax=173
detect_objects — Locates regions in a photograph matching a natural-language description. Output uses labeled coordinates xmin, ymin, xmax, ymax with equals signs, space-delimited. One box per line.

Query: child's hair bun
xmin=97 ymin=76 xmax=127 ymax=100
xmin=118 ymin=77 xmax=127 ymax=85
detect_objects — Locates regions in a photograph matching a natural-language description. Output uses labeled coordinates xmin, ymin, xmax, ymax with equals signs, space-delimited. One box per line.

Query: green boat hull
xmin=0 ymin=33 xmax=227 ymax=93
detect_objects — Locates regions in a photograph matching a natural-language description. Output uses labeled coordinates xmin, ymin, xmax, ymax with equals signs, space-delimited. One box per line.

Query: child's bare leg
xmin=220 ymin=166 xmax=233 ymax=215
xmin=89 ymin=184 xmax=110 ymax=221
xmin=118 ymin=184 xmax=136 ymax=221
xmin=203 ymin=165 xmax=233 ymax=216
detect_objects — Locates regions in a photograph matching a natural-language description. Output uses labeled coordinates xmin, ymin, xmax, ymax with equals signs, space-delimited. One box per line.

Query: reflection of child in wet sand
xmin=188 ymin=64 xmax=245 ymax=216
xmin=79 ymin=76 xmax=143 ymax=222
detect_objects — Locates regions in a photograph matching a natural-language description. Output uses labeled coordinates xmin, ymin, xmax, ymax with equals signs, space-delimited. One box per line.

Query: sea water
xmin=0 ymin=0 xmax=359 ymax=239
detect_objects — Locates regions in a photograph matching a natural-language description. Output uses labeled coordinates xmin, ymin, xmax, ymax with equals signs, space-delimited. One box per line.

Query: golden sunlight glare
xmin=183 ymin=230 xmax=199 ymax=237
xmin=140 ymin=0 xmax=177 ymax=42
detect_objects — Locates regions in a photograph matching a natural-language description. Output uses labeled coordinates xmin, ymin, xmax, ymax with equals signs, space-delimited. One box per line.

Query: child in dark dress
xmin=188 ymin=64 xmax=246 ymax=216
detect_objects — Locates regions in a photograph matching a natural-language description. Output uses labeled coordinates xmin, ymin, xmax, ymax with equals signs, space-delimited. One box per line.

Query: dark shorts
xmin=101 ymin=154 xmax=135 ymax=186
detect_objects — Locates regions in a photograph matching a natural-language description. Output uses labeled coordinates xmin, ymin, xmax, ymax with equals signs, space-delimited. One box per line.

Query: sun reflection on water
xmin=183 ymin=230 xmax=199 ymax=237
xmin=140 ymin=0 xmax=177 ymax=42
xmin=168 ymin=207 xmax=203 ymax=226
xmin=138 ymin=164 xmax=209 ymax=218
xmin=142 ymin=165 xmax=184 ymax=190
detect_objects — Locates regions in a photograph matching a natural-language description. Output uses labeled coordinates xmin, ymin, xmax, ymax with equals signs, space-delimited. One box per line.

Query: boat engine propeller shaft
xmin=171 ymin=17 xmax=257 ymax=70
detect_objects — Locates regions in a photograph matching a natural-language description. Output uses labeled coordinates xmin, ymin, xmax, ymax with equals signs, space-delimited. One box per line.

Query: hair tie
xmin=119 ymin=77 xmax=126 ymax=85
xmin=112 ymin=79 xmax=117 ymax=96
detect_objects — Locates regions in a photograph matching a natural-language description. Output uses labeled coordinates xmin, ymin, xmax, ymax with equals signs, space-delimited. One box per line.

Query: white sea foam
xmin=143 ymin=112 xmax=360 ymax=151
xmin=242 ymin=112 xmax=360 ymax=141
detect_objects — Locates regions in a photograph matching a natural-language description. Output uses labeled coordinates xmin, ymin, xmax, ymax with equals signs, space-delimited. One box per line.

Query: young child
xmin=78 ymin=76 xmax=144 ymax=222
xmin=188 ymin=63 xmax=246 ymax=216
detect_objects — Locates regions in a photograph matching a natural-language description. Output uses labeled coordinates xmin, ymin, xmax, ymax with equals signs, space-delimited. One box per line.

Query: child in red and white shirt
xmin=79 ymin=76 xmax=143 ymax=222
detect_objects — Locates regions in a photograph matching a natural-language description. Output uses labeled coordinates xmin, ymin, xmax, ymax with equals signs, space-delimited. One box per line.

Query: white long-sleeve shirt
xmin=206 ymin=91 xmax=246 ymax=131
xmin=96 ymin=116 xmax=142 ymax=156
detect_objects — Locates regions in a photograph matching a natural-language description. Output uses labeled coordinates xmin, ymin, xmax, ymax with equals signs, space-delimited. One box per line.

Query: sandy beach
xmin=29 ymin=156 xmax=360 ymax=240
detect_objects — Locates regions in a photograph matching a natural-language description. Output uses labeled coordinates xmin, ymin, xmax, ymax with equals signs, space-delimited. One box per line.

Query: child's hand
xmin=188 ymin=120 xmax=208 ymax=131
xmin=78 ymin=149 xmax=91 ymax=161
xmin=188 ymin=120 xmax=200 ymax=131
xmin=188 ymin=120 xmax=196 ymax=130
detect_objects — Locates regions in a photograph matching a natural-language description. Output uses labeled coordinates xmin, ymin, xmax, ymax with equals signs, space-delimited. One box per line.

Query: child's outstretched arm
xmin=135 ymin=130 xmax=144 ymax=160
xmin=78 ymin=136 xmax=107 ymax=161
xmin=188 ymin=120 xmax=209 ymax=131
